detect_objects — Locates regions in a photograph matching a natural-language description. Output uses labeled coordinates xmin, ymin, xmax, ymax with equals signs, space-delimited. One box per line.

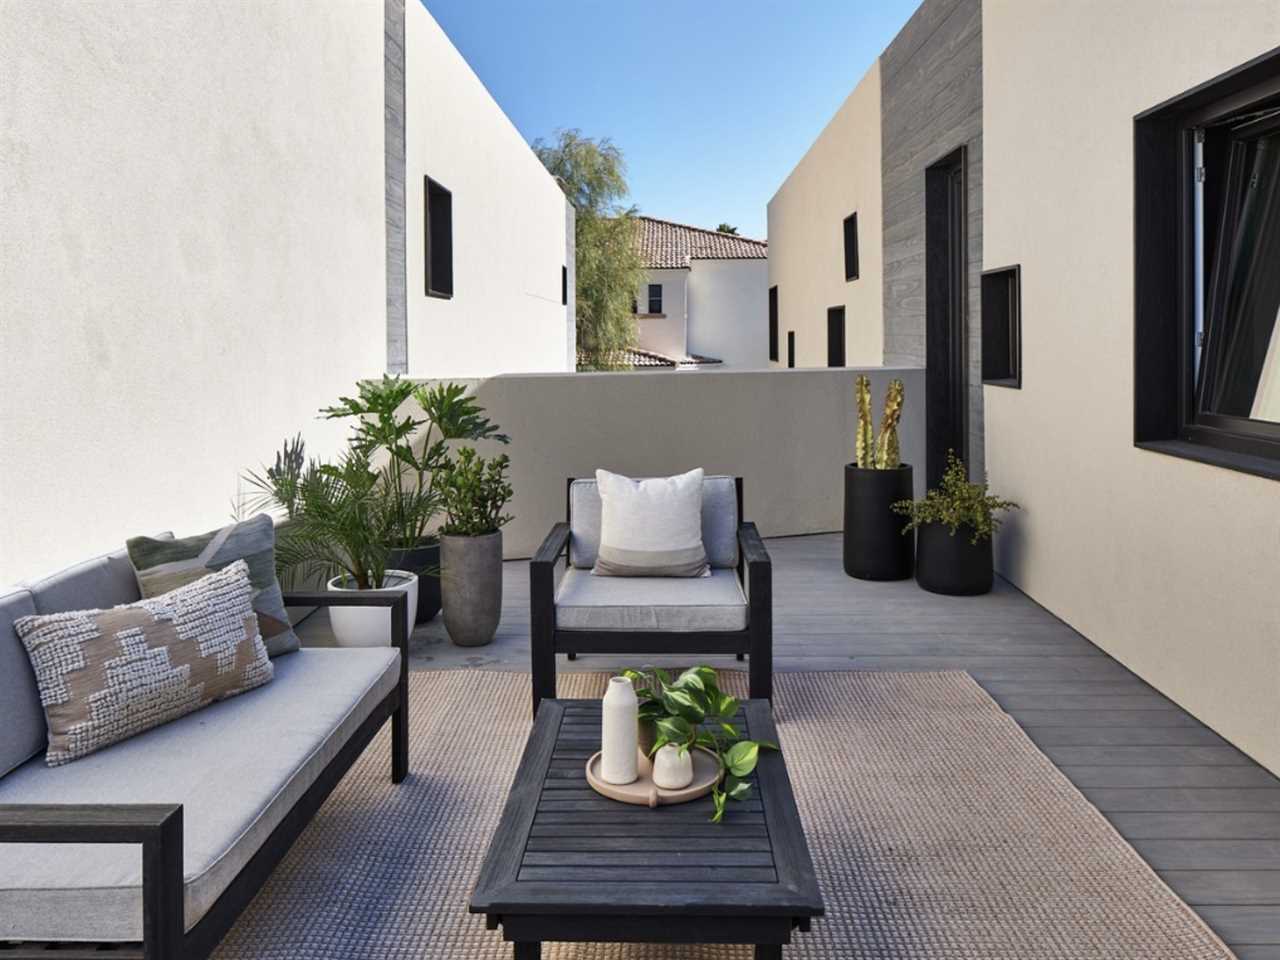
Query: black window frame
xmin=826 ymin=306 xmax=846 ymax=367
xmin=647 ymin=284 xmax=663 ymax=315
xmin=561 ymin=265 xmax=568 ymax=306
xmin=768 ymin=286 xmax=779 ymax=361
xmin=1134 ymin=44 xmax=1280 ymax=481
xmin=842 ymin=212 xmax=859 ymax=281
xmin=981 ymin=265 xmax=1021 ymax=388
xmin=787 ymin=331 xmax=796 ymax=369
xmin=424 ymin=176 xmax=453 ymax=299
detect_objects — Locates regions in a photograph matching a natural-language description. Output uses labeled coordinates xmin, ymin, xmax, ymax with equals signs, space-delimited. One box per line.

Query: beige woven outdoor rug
xmin=213 ymin=670 xmax=1234 ymax=959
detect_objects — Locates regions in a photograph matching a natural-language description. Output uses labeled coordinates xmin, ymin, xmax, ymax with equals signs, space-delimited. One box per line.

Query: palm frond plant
xmin=621 ymin=666 xmax=776 ymax=823
xmin=245 ymin=440 xmax=396 ymax=590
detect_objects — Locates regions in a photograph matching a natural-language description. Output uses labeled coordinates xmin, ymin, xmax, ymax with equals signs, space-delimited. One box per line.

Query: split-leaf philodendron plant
xmin=622 ymin=666 xmax=776 ymax=823
xmin=854 ymin=375 xmax=905 ymax=470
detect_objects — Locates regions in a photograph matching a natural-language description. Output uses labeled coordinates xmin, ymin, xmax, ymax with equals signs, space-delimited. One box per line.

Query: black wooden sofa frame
xmin=0 ymin=589 xmax=410 ymax=960
xmin=530 ymin=476 xmax=772 ymax=716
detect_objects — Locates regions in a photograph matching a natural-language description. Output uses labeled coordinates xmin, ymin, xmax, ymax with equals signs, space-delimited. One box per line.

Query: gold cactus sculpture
xmin=855 ymin=376 xmax=874 ymax=468
xmin=854 ymin=376 xmax=905 ymax=469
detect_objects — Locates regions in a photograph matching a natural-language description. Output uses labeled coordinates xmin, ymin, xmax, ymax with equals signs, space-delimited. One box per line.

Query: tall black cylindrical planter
xmin=388 ymin=540 xmax=442 ymax=623
xmin=914 ymin=522 xmax=993 ymax=596
xmin=843 ymin=464 xmax=914 ymax=581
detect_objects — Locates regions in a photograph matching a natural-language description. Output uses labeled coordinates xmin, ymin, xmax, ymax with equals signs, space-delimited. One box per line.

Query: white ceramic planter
xmin=325 ymin=569 xmax=418 ymax=647
xmin=652 ymin=743 xmax=695 ymax=790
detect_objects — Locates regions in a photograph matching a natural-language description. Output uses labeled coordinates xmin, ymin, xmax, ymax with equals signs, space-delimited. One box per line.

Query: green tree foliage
xmin=534 ymin=129 xmax=645 ymax=370
xmin=715 ymin=223 xmax=739 ymax=235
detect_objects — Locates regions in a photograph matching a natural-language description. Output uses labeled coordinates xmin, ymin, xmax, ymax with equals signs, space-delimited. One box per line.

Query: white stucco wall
xmin=0 ymin=1 xmax=386 ymax=585
xmin=687 ymin=259 xmax=770 ymax=368
xmin=635 ymin=268 xmax=689 ymax=357
xmin=767 ymin=62 xmax=883 ymax=368
xmin=404 ymin=1 xmax=572 ymax=378
xmin=983 ymin=0 xmax=1280 ymax=773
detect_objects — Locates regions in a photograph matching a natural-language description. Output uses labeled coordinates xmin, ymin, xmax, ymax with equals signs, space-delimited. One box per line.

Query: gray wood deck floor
xmin=299 ymin=532 xmax=1280 ymax=957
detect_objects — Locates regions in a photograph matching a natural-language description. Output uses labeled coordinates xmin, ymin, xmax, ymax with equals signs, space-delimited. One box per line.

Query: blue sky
xmin=422 ymin=1 xmax=919 ymax=239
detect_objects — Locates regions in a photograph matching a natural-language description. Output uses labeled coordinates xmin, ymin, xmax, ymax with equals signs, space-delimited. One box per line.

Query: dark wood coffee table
xmin=470 ymin=698 xmax=823 ymax=958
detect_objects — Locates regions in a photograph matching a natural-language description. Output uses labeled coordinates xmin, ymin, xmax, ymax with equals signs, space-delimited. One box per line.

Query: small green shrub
xmin=892 ymin=451 xmax=1019 ymax=544
xmin=437 ymin=447 xmax=513 ymax=537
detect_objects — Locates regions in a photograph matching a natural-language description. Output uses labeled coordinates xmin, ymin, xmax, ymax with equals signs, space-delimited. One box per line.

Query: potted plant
xmin=436 ymin=446 xmax=513 ymax=647
xmin=892 ymin=452 xmax=1019 ymax=596
xmin=622 ymin=666 xmax=776 ymax=823
xmin=245 ymin=440 xmax=417 ymax=646
xmin=322 ymin=377 xmax=508 ymax=624
xmin=844 ymin=375 xmax=914 ymax=580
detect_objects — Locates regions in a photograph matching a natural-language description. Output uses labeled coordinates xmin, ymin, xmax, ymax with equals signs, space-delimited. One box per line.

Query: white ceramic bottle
xmin=601 ymin=675 xmax=639 ymax=785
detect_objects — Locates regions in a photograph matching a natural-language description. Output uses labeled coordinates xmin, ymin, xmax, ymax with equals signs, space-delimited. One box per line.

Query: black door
xmin=924 ymin=147 xmax=968 ymax=487
xmin=826 ymin=307 xmax=846 ymax=367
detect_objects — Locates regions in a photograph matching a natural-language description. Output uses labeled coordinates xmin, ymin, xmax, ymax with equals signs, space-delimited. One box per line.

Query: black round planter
xmin=388 ymin=540 xmax=442 ymax=623
xmin=914 ymin=522 xmax=993 ymax=596
xmin=842 ymin=464 xmax=914 ymax=581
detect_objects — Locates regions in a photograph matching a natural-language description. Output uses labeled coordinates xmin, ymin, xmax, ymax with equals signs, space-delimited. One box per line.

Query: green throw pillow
xmin=127 ymin=513 xmax=300 ymax=657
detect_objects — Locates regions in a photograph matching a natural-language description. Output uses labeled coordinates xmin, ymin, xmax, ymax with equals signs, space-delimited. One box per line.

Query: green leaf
xmin=719 ymin=722 xmax=740 ymax=740
xmin=654 ymin=715 xmax=693 ymax=745
xmin=711 ymin=789 xmax=727 ymax=823
xmin=715 ymin=693 xmax=739 ymax=720
xmin=727 ymin=779 xmax=753 ymax=802
xmin=724 ymin=740 xmax=760 ymax=778
xmin=661 ymin=688 xmax=707 ymax=725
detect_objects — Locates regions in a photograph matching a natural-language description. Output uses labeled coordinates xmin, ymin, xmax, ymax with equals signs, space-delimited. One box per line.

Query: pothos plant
xmin=622 ymin=666 xmax=776 ymax=823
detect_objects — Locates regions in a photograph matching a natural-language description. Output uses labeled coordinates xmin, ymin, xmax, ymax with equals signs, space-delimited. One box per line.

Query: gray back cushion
xmin=2 ymin=537 xmax=172 ymax=778
xmin=569 ymin=475 xmax=738 ymax=569
xmin=0 ymin=587 xmax=44 ymax=777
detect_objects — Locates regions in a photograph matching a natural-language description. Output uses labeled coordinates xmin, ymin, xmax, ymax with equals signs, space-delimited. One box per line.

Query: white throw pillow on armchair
xmin=593 ymin=468 xmax=710 ymax=578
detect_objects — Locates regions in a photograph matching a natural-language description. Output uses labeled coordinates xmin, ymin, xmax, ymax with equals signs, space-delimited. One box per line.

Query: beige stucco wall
xmin=767 ymin=61 xmax=883 ymax=368
xmin=983 ymin=0 xmax=1280 ymax=772
xmin=0 ymin=1 xmax=386 ymax=585
xmin=412 ymin=367 xmax=925 ymax=559
xmin=687 ymin=259 xmax=770 ymax=368
xmin=636 ymin=268 xmax=690 ymax=357
xmin=404 ymin=1 xmax=572 ymax=378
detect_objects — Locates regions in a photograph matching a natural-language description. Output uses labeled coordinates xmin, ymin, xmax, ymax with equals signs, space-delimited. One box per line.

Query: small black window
xmin=787 ymin=331 xmax=796 ymax=368
xmin=827 ymin=306 xmax=846 ymax=367
xmin=768 ymin=286 xmax=779 ymax=361
xmin=1135 ymin=47 xmax=1280 ymax=478
xmin=843 ymin=212 xmax=859 ymax=281
xmin=648 ymin=284 xmax=663 ymax=315
xmin=981 ymin=265 xmax=1021 ymax=387
xmin=561 ymin=266 xmax=568 ymax=306
xmin=425 ymin=176 xmax=453 ymax=298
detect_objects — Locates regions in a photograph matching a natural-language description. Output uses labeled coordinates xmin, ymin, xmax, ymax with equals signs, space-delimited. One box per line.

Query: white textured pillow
xmin=593 ymin=468 xmax=709 ymax=578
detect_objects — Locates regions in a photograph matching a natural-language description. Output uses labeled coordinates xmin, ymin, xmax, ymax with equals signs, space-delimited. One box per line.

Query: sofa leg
xmin=736 ymin=653 xmax=745 ymax=661
xmin=567 ymin=652 xmax=577 ymax=661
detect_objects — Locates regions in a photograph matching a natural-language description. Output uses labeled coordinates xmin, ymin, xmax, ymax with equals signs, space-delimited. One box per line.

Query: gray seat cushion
xmin=0 ymin=587 xmax=44 ymax=778
xmin=0 ymin=647 xmax=399 ymax=941
xmin=569 ymin=475 xmax=738 ymax=569
xmin=555 ymin=567 xmax=748 ymax=632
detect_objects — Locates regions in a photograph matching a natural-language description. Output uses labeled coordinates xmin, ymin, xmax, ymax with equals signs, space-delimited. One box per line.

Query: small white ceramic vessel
xmin=600 ymin=676 xmax=639 ymax=785
xmin=652 ymin=743 xmax=695 ymax=790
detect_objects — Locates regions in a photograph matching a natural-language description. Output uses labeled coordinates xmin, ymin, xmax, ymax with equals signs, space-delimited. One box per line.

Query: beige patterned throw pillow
xmin=14 ymin=560 xmax=273 ymax=766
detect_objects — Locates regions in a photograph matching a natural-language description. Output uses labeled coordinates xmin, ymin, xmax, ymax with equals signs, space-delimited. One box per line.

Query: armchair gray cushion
xmin=555 ymin=567 xmax=748 ymax=632
xmin=569 ymin=475 xmax=738 ymax=570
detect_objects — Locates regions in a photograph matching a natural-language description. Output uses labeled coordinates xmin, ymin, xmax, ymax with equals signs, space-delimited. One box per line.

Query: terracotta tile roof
xmin=577 ymin=348 xmax=723 ymax=370
xmin=634 ymin=216 xmax=767 ymax=269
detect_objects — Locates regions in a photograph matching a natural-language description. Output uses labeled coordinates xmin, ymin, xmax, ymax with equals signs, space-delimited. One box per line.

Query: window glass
xmin=647 ymin=284 xmax=663 ymax=315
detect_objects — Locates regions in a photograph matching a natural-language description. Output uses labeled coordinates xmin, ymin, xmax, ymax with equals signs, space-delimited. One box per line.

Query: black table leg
xmin=514 ymin=942 xmax=541 ymax=960
xmin=755 ymin=946 xmax=782 ymax=960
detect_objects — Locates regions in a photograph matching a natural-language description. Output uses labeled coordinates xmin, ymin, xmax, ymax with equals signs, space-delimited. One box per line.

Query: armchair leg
xmin=392 ymin=693 xmax=408 ymax=784
xmin=567 ymin=652 xmax=577 ymax=661
xmin=530 ymin=565 xmax=557 ymax=717
xmin=736 ymin=653 xmax=745 ymax=661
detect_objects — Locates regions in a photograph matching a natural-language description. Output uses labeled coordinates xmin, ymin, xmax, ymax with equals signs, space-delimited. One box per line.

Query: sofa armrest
xmin=281 ymin=590 xmax=409 ymax=654
xmin=530 ymin=523 xmax=570 ymax=716
xmin=738 ymin=521 xmax=771 ymax=569
xmin=0 ymin=803 xmax=184 ymax=954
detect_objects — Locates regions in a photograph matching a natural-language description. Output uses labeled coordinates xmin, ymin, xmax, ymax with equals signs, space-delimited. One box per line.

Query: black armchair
xmin=529 ymin=477 xmax=772 ymax=716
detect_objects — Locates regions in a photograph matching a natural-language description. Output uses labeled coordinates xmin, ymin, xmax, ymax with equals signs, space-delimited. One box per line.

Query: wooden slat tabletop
xmin=470 ymin=699 xmax=824 ymax=919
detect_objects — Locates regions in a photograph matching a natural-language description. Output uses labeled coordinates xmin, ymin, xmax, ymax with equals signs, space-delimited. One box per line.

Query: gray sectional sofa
xmin=0 ymin=543 xmax=409 ymax=959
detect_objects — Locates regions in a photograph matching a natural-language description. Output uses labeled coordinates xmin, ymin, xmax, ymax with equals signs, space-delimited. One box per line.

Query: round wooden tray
xmin=585 ymin=747 xmax=722 ymax=808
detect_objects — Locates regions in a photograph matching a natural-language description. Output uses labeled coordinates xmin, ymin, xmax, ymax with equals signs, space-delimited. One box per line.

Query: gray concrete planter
xmin=441 ymin=531 xmax=503 ymax=647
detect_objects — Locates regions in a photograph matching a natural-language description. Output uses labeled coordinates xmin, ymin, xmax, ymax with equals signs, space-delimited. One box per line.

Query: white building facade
xmin=632 ymin=217 xmax=769 ymax=368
